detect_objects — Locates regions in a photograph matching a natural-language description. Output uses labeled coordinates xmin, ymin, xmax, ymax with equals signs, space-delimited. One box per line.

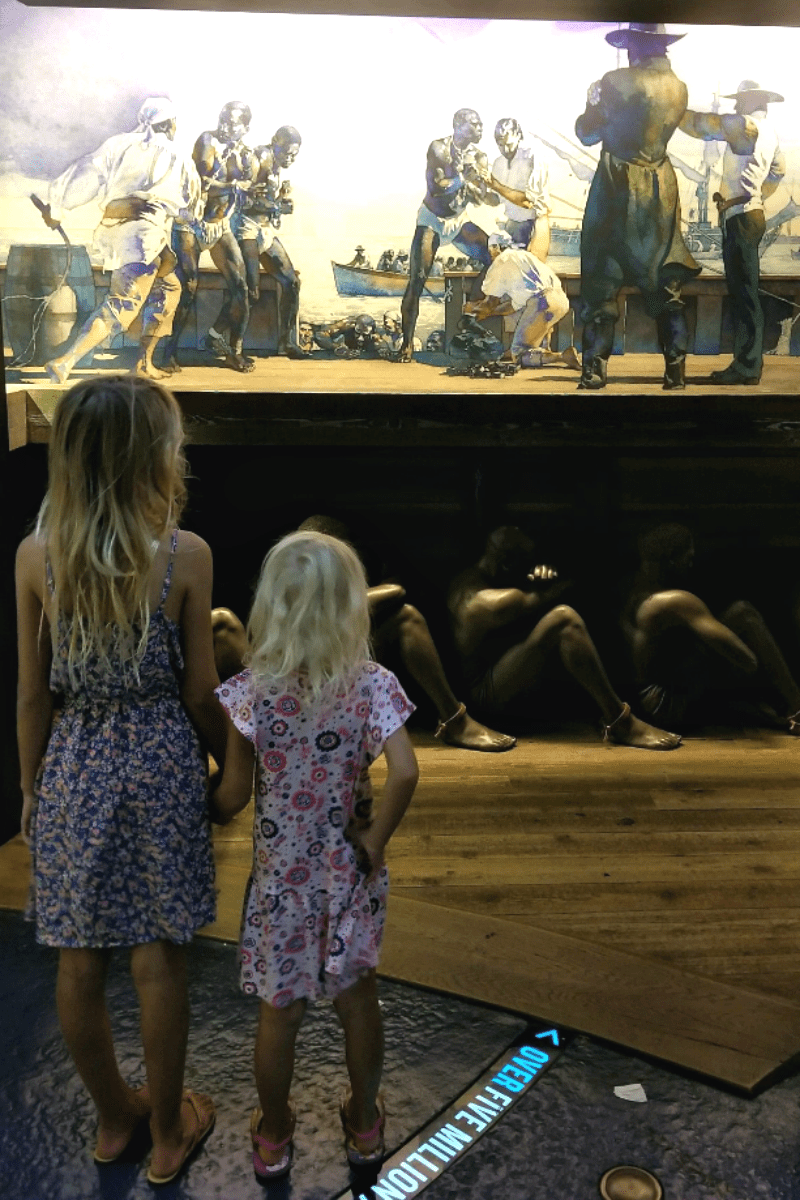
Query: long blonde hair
xmin=247 ymin=531 xmax=371 ymax=701
xmin=37 ymin=374 xmax=187 ymax=684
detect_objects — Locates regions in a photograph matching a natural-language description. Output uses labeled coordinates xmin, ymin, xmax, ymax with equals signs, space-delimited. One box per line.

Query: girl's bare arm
xmin=15 ymin=536 xmax=53 ymax=843
xmin=209 ymin=719 xmax=255 ymax=824
xmin=360 ymin=725 xmax=419 ymax=877
xmin=174 ymin=532 xmax=229 ymax=764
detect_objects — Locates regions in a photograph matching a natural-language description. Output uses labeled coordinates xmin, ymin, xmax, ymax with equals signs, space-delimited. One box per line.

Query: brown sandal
xmin=93 ymin=1085 xmax=150 ymax=1163
xmin=146 ymin=1090 xmax=215 ymax=1186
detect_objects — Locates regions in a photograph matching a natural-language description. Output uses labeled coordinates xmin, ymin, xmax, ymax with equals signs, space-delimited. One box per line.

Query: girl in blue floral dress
xmin=212 ymin=530 xmax=419 ymax=1181
xmin=16 ymin=376 xmax=225 ymax=1185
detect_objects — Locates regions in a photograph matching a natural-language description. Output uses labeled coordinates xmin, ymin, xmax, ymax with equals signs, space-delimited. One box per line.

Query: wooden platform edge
xmin=379 ymin=893 xmax=800 ymax=1094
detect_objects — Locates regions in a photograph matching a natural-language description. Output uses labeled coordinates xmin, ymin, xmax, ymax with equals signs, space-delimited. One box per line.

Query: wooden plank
xmin=722 ymin=972 xmax=800 ymax=1003
xmin=398 ymin=806 xmax=800 ymax=837
xmin=386 ymin=850 xmax=800 ymax=887
xmin=388 ymin=828 xmax=800 ymax=859
xmin=651 ymin=787 xmax=800 ymax=809
xmin=380 ymin=894 xmax=800 ymax=1091
xmin=516 ymin=917 xmax=800 ymax=962
xmin=525 ymin=910 xmax=800 ymax=942
xmin=394 ymin=880 xmax=800 ymax=916
xmin=674 ymin=953 xmax=800 ymax=977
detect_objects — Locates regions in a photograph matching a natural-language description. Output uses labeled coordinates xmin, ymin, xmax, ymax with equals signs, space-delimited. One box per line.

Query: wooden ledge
xmin=7 ymin=369 xmax=800 ymax=452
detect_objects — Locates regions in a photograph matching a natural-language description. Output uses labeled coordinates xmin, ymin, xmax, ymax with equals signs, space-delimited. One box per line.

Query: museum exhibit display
xmin=2 ymin=3 xmax=800 ymax=1199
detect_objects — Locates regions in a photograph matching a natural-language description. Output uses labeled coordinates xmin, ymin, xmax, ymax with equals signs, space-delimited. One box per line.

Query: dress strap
xmin=45 ymin=555 xmax=55 ymax=596
xmin=158 ymin=529 xmax=179 ymax=607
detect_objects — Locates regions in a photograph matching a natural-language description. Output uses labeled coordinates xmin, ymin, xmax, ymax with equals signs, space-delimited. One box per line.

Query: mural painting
xmin=1 ymin=4 xmax=799 ymax=393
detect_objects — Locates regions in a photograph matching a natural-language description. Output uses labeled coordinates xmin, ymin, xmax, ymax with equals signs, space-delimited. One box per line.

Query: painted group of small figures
xmin=212 ymin=516 xmax=800 ymax=757
xmin=36 ymin=22 xmax=785 ymax=389
xmin=348 ymin=246 xmax=483 ymax=276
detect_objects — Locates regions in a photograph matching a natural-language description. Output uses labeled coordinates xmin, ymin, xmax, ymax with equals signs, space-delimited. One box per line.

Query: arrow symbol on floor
xmin=535 ymin=1029 xmax=560 ymax=1045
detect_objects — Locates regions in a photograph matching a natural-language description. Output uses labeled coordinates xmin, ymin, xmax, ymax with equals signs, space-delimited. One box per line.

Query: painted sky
xmin=1 ymin=2 xmax=799 ymax=285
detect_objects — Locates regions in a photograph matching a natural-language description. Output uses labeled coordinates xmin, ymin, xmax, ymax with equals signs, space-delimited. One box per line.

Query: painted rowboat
xmin=332 ymin=261 xmax=447 ymax=300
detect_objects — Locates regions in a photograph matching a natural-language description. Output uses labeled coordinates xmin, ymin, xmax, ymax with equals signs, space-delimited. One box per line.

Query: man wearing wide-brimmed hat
xmin=681 ymin=80 xmax=785 ymax=385
xmin=575 ymin=23 xmax=701 ymax=391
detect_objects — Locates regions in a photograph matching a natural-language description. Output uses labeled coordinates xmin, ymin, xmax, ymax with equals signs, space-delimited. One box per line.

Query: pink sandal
xmin=250 ymin=1101 xmax=296 ymax=1183
xmin=339 ymin=1091 xmax=386 ymax=1166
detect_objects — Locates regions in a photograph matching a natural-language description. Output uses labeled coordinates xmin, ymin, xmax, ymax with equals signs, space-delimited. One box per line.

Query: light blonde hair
xmin=247 ymin=531 xmax=371 ymax=701
xmin=37 ymin=374 xmax=187 ymax=685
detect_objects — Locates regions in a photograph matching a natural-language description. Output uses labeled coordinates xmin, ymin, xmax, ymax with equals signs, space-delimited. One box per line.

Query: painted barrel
xmin=3 ymin=243 xmax=96 ymax=367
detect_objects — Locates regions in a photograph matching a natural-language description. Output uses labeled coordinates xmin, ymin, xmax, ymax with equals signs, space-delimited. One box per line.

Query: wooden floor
xmin=3 ymin=726 xmax=800 ymax=1092
xmin=6 ymin=350 xmax=800 ymax=403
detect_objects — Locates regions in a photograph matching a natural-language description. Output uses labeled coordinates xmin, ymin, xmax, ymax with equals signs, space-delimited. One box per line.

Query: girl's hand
xmin=21 ymin=793 xmax=36 ymax=845
xmin=357 ymin=829 xmax=386 ymax=883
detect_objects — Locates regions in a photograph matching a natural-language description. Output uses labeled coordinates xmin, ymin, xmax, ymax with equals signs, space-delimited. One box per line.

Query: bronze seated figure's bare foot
xmin=434 ymin=702 xmax=516 ymax=752
xmin=603 ymin=702 xmax=681 ymax=750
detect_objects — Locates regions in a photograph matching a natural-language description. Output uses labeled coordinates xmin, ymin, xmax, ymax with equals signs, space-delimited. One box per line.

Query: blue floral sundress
xmin=29 ymin=531 xmax=216 ymax=947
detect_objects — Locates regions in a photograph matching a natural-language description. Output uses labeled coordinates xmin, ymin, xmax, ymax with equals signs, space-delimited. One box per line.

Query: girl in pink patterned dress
xmin=212 ymin=530 xmax=419 ymax=1181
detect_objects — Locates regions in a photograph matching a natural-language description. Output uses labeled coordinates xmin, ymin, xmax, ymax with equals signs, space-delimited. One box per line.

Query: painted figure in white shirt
xmin=486 ymin=118 xmax=551 ymax=260
xmin=39 ymin=97 xmax=198 ymax=384
xmin=463 ymin=231 xmax=579 ymax=369
xmin=681 ymin=80 xmax=785 ymax=385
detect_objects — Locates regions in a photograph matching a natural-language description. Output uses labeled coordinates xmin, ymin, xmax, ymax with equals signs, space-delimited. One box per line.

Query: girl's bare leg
xmin=253 ymin=997 xmax=306 ymax=1154
xmin=57 ymin=948 xmax=150 ymax=1157
xmin=131 ymin=940 xmax=212 ymax=1179
xmin=332 ymin=969 xmax=384 ymax=1143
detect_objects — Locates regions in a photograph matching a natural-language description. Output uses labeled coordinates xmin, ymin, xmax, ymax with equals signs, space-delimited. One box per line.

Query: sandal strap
xmin=254 ymin=1129 xmax=293 ymax=1153
xmin=603 ymin=702 xmax=631 ymax=741
xmin=349 ymin=1111 xmax=385 ymax=1141
xmin=434 ymin=701 xmax=467 ymax=739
